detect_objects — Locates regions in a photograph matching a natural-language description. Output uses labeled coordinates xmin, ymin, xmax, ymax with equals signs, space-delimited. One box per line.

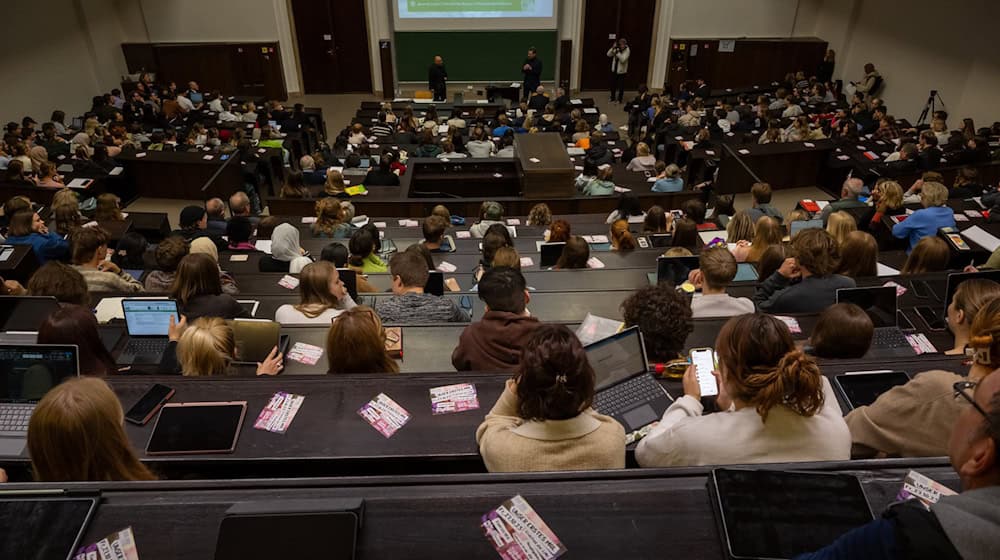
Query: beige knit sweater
xmin=845 ymin=369 xmax=964 ymax=458
xmin=475 ymin=381 xmax=626 ymax=473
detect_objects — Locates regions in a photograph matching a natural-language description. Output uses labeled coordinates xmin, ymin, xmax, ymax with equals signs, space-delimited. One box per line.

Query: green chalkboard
xmin=394 ymin=31 xmax=557 ymax=82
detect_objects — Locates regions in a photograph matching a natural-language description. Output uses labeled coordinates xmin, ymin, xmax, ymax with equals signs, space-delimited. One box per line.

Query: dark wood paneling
xmin=290 ymin=0 xmax=373 ymax=94
xmin=559 ymin=39 xmax=572 ymax=90
xmin=665 ymin=37 xmax=827 ymax=96
xmin=580 ymin=0 xmax=656 ymax=91
xmin=290 ymin=0 xmax=337 ymax=93
xmin=617 ymin=0 xmax=656 ymax=89
xmin=330 ymin=0 xmax=373 ymax=93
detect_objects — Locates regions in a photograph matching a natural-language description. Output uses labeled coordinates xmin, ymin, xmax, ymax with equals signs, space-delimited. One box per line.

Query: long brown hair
xmin=548 ymin=219 xmax=571 ymax=243
xmin=170 ymin=253 xmax=223 ymax=306
xmin=747 ymin=216 xmax=783 ymax=263
xmin=326 ymin=306 xmax=399 ymax=374
xmin=835 ymin=231 xmax=878 ymax=278
xmin=716 ymin=314 xmax=824 ymax=422
xmin=609 ymin=219 xmax=636 ymax=251
xmin=312 ymin=198 xmax=346 ymax=236
xmin=38 ymin=305 xmax=117 ymax=376
xmin=28 ymin=377 xmax=156 ymax=481
xmin=900 ymin=236 xmax=950 ymax=275
xmin=515 ymin=324 xmax=595 ymax=420
xmin=294 ymin=261 xmax=340 ymax=317
xmin=93 ymin=193 xmax=124 ymax=222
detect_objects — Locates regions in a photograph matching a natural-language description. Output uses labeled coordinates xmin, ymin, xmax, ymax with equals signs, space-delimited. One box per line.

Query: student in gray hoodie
xmin=795 ymin=369 xmax=1000 ymax=560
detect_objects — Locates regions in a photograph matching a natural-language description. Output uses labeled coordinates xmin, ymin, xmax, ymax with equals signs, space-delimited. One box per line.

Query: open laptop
xmin=118 ymin=299 xmax=179 ymax=366
xmin=0 ymin=344 xmax=79 ymax=457
xmin=539 ymin=242 xmax=565 ymax=268
xmin=587 ymin=327 xmax=673 ymax=432
xmin=836 ymin=286 xmax=915 ymax=358
xmin=0 ymin=296 xmax=61 ymax=333
xmin=655 ymin=255 xmax=700 ymax=286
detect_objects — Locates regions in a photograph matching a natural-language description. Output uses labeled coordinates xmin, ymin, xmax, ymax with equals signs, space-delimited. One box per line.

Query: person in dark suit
xmin=693 ymin=78 xmax=711 ymax=99
xmin=917 ymin=131 xmax=942 ymax=170
xmin=428 ymin=55 xmax=448 ymax=102
xmin=527 ymin=86 xmax=549 ymax=112
xmin=873 ymin=143 xmax=919 ymax=178
xmin=521 ymin=47 xmax=542 ymax=101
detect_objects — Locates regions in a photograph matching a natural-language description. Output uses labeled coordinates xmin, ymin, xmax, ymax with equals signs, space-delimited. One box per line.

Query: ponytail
xmin=610 ymin=219 xmax=637 ymax=252
xmin=968 ymin=297 xmax=1000 ymax=368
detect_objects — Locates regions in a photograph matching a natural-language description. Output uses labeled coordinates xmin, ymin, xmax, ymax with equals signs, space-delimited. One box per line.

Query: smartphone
xmin=896 ymin=310 xmax=915 ymax=331
xmin=689 ymin=347 xmax=719 ymax=397
xmin=125 ymin=384 xmax=175 ymax=425
xmin=915 ymin=306 xmax=947 ymax=331
xmin=910 ymin=280 xmax=937 ymax=300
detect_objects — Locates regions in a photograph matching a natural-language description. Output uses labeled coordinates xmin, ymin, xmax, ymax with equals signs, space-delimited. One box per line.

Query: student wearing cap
xmin=470 ymin=201 xmax=506 ymax=238
xmin=171 ymin=205 xmax=227 ymax=251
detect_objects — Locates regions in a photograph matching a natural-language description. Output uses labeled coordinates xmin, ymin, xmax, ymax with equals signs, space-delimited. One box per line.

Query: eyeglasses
xmin=954 ymin=381 xmax=997 ymax=436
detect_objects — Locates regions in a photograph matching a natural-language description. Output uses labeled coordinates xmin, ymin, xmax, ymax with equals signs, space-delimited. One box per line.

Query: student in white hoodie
xmin=636 ymin=313 xmax=850 ymax=467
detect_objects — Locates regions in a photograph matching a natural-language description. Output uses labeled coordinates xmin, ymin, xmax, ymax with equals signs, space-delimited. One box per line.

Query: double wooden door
xmin=291 ymin=0 xmax=373 ymax=93
xmin=579 ymin=0 xmax=657 ymax=91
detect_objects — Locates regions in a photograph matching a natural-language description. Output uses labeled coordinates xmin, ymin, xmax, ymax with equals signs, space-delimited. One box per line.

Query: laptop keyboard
xmin=595 ymin=375 xmax=665 ymax=416
xmin=0 ymin=404 xmax=34 ymax=435
xmin=873 ymin=327 xmax=910 ymax=348
xmin=122 ymin=338 xmax=169 ymax=357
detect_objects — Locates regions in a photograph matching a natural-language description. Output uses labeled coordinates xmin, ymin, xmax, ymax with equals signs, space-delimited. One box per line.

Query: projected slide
xmin=399 ymin=0 xmax=553 ymax=19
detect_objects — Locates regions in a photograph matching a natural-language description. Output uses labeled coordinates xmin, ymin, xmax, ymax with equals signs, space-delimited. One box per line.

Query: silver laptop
xmin=587 ymin=327 xmax=673 ymax=432
xmin=0 ymin=344 xmax=79 ymax=456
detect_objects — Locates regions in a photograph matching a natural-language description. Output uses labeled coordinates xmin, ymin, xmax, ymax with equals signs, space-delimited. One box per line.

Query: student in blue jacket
xmin=891 ymin=181 xmax=956 ymax=252
xmin=4 ymin=209 xmax=69 ymax=264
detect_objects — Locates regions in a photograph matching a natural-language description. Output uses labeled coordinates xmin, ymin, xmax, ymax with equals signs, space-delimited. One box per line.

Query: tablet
xmin=0 ymin=494 xmax=99 ymax=560
xmin=834 ymin=371 xmax=911 ymax=410
xmin=709 ymin=468 xmax=874 ymax=560
xmin=146 ymin=402 xmax=247 ymax=455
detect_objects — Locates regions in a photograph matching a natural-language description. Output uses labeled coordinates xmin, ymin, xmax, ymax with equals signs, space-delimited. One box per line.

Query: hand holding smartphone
xmin=690 ymin=348 xmax=719 ymax=397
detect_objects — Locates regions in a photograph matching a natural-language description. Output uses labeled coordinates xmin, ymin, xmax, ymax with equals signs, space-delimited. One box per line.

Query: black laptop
xmin=0 ymin=344 xmax=79 ymax=457
xmin=0 ymin=296 xmax=61 ymax=332
xmin=118 ymin=299 xmax=179 ymax=366
xmin=836 ymin=286 xmax=915 ymax=358
xmin=539 ymin=242 xmax=565 ymax=268
xmin=587 ymin=327 xmax=673 ymax=432
xmin=656 ymin=255 xmax=700 ymax=286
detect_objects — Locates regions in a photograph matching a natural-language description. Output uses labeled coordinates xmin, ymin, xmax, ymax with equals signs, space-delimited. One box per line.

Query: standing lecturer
xmin=521 ymin=47 xmax=542 ymax=101
xmin=428 ymin=55 xmax=448 ymax=102
xmin=607 ymin=37 xmax=630 ymax=104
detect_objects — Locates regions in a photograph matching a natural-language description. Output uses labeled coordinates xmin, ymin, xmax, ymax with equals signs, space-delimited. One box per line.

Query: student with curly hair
xmin=620 ymin=286 xmax=693 ymax=362
xmin=636 ymin=313 xmax=850 ymax=467
xmin=476 ymin=324 xmax=625 ymax=472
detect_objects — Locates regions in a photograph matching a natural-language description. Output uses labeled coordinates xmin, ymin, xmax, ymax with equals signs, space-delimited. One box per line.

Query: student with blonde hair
xmin=636 ymin=313 xmax=850 ymax=467
xmin=312 ymin=197 xmax=352 ymax=238
xmin=825 ymin=211 xmax=857 ymax=246
xmin=626 ymin=142 xmax=656 ymax=171
xmin=860 ymin=179 xmax=905 ymax=234
xmin=526 ymin=203 xmax=552 ymax=226
xmin=742 ymin=216 xmax=783 ymax=263
xmin=725 ymin=210 xmax=754 ymax=243
xmin=322 ymin=168 xmax=348 ymax=198
xmin=172 ymin=316 xmax=283 ymax=376
xmin=26 ymin=377 xmax=156 ymax=481
xmin=892 ymin=181 xmax=955 ymax=251
xmin=326 ymin=306 xmax=400 ymax=374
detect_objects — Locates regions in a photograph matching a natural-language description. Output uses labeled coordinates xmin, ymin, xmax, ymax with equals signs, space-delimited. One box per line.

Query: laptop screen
xmin=539 ymin=242 xmax=565 ymax=268
xmin=657 ymin=256 xmax=700 ymax=287
xmin=0 ymin=344 xmax=79 ymax=401
xmin=123 ymin=299 xmax=179 ymax=336
xmin=790 ymin=219 xmax=823 ymax=236
xmin=836 ymin=286 xmax=897 ymax=328
xmin=585 ymin=327 xmax=648 ymax=390
xmin=0 ymin=296 xmax=61 ymax=332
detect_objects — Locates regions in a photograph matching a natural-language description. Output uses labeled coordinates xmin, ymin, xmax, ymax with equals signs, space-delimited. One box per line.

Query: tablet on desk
xmin=146 ymin=401 xmax=247 ymax=455
xmin=834 ymin=371 xmax=911 ymax=410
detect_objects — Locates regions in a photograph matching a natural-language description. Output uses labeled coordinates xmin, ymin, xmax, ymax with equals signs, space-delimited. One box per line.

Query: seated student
xmin=170 ymin=253 xmax=249 ymax=321
xmin=466 ymin=127 xmax=496 ymax=158
xmin=189 ymin=237 xmax=239 ymax=296
xmin=172 ymin=205 xmax=226 ymax=251
xmin=582 ymin=166 xmax=616 ymax=196
xmin=374 ymin=251 xmax=470 ymax=323
xmin=38 ymin=304 xmax=118 ymax=376
xmin=203 ymin=198 xmax=227 ymax=237
xmin=311 ymin=198 xmax=352 ymax=238
xmin=797 ymin=372 xmax=1000 ymax=560
xmin=858 ymin=179 xmax=905 ymax=234
xmin=320 ymin=168 xmax=350 ymax=199
xmin=726 ymin=210 xmax=755 ymax=243
xmin=24 ymin=377 xmax=157 ymax=482
xmin=609 ymin=219 xmax=637 ymax=252
xmin=453 ymin=267 xmax=541 ymax=372
xmin=169 ymin=316 xmax=282 ymax=377
xmin=320 ymin=242 xmax=349 ymax=267
xmin=280 ymin=171 xmax=310 ymax=199
xmin=414 ymin=130 xmax=442 ymax=158
xmin=651 ymin=163 xmax=684 ymax=193
xmin=820 ymin=178 xmax=867 ymax=224
xmin=745 ymin=182 xmax=783 ymax=224
xmin=69 ymin=227 xmax=143 ymax=293
xmin=754 ymin=229 xmax=856 ymax=313
xmin=275 ymin=261 xmax=357 ymax=325
xmin=620 ymin=286 xmax=693 ymax=363
xmin=553 ymin=236 xmax=590 ymax=269
xmin=642 ymin=206 xmax=670 ymax=234
xmin=474 ymin=230 xmax=511 ymax=282
xmin=833 ymin=230 xmax=878 ymax=278
xmin=225 ymin=217 xmax=257 ymax=251
xmin=584 ymin=133 xmax=614 ymax=167
xmin=476 ymin=324 xmax=626 ymax=472
xmin=916 ymin=130 xmax=942 ymax=170
xmin=363 ymin=153 xmax=401 ymax=186
xmin=111 ymin=233 xmax=148 ymax=273
xmin=326 ymin=306 xmax=400 ymax=374
xmin=626 ymin=142 xmax=656 ymax=172
xmin=470 ymin=201 xmax=506 ymax=238
xmin=93 ymin=193 xmax=125 ymax=223
xmin=845 ymin=296 xmax=1000 ymax=458
xmin=422 ymin=215 xmax=454 ymax=253
xmin=900 ymin=236 xmax=951 ymax=275
xmin=949 ymin=166 xmax=984 ymax=199
xmin=259 ymin=223 xmax=313 ymax=273
xmin=526 ymin=203 xmax=552 ymax=227
xmin=737 ymin=216 xmax=782 ymax=263
xmin=436 ymin=140 xmax=466 ymax=159
xmin=636 ymin=313 xmax=851 ymax=467
xmin=4 ymin=209 xmax=70 ymax=264
xmin=687 ymin=248 xmax=755 ymax=318
xmin=943 ymin=279 xmax=1000 ymax=356
xmin=27 ymin=261 xmax=89 ymax=306
xmin=347 ymin=227 xmax=387 ymax=276
xmin=825 ymin=210 xmax=857 ymax=246
xmin=892 ymin=181 xmax=955 ymax=252
xmin=144 ymin=236 xmax=188 ymax=292
xmin=806 ymin=303 xmax=874 ymax=359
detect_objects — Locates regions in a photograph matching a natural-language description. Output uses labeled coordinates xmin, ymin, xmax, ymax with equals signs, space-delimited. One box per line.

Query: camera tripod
xmin=917 ymin=89 xmax=946 ymax=126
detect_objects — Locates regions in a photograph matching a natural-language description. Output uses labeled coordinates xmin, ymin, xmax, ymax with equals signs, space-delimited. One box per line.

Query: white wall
xmin=140 ymin=0 xmax=300 ymax=94
xmin=805 ymin=0 xmax=999 ymax=126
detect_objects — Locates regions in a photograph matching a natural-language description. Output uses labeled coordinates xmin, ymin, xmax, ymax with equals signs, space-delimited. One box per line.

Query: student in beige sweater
xmin=846 ymin=296 xmax=1000 ymax=458
xmin=476 ymin=324 xmax=625 ymax=472
xmin=636 ymin=313 xmax=851 ymax=467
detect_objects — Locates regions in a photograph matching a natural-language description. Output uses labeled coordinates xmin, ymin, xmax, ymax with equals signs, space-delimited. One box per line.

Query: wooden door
xmin=580 ymin=0 xmax=656 ymax=91
xmin=291 ymin=0 xmax=372 ymax=94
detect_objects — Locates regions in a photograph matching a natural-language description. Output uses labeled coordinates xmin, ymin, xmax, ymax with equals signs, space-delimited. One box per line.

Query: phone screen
xmin=690 ymin=348 xmax=719 ymax=397
xmin=915 ymin=306 xmax=947 ymax=331
xmin=125 ymin=384 xmax=174 ymax=425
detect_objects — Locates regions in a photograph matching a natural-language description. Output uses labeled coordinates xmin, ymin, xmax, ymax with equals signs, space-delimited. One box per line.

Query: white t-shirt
xmin=274 ymin=296 xmax=356 ymax=325
xmin=177 ymin=95 xmax=195 ymax=112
